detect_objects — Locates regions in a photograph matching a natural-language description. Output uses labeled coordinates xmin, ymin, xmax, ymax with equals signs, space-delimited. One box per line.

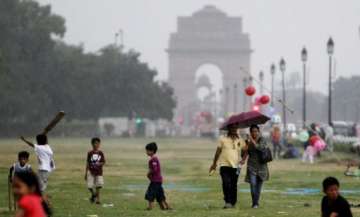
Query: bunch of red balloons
xmin=244 ymin=86 xmax=270 ymax=105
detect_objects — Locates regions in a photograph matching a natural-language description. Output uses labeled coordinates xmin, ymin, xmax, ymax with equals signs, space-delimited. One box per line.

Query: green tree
xmin=0 ymin=0 xmax=175 ymax=136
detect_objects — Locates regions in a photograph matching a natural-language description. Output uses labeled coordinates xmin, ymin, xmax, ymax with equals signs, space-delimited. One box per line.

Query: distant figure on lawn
xmin=344 ymin=161 xmax=360 ymax=177
xmin=145 ymin=142 xmax=171 ymax=210
xmin=12 ymin=171 xmax=51 ymax=217
xmin=85 ymin=137 xmax=106 ymax=204
xmin=245 ymin=125 xmax=270 ymax=209
xmin=270 ymin=125 xmax=282 ymax=159
xmin=321 ymin=177 xmax=353 ymax=217
xmin=209 ymin=124 xmax=247 ymax=209
xmin=20 ymin=135 xmax=55 ymax=193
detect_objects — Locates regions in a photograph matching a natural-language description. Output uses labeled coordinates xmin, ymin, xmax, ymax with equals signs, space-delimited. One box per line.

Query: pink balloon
xmin=314 ymin=139 xmax=326 ymax=152
xmin=254 ymin=96 xmax=262 ymax=105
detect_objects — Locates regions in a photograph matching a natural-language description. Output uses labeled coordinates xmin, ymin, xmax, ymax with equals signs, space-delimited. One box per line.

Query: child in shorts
xmin=145 ymin=142 xmax=170 ymax=210
xmin=20 ymin=135 xmax=55 ymax=192
xmin=85 ymin=137 xmax=105 ymax=204
xmin=321 ymin=177 xmax=353 ymax=217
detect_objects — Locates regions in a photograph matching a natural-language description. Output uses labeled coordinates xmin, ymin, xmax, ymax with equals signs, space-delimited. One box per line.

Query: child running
xmin=9 ymin=151 xmax=32 ymax=182
xmin=85 ymin=137 xmax=105 ymax=204
xmin=321 ymin=177 xmax=353 ymax=217
xmin=12 ymin=171 xmax=51 ymax=217
xmin=145 ymin=142 xmax=170 ymax=210
xmin=20 ymin=135 xmax=55 ymax=193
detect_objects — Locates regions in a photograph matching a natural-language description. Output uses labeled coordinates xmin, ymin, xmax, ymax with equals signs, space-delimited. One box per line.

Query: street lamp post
xmin=242 ymin=77 xmax=248 ymax=111
xmin=301 ymin=47 xmax=308 ymax=128
xmin=259 ymin=71 xmax=264 ymax=94
xmin=233 ymin=83 xmax=238 ymax=113
xmin=225 ymin=86 xmax=230 ymax=117
xmin=270 ymin=64 xmax=276 ymax=107
xmin=280 ymin=58 xmax=287 ymax=143
xmin=327 ymin=37 xmax=334 ymax=126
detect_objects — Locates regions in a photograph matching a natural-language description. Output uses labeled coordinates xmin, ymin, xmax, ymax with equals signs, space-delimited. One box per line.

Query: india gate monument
xmin=168 ymin=5 xmax=252 ymax=128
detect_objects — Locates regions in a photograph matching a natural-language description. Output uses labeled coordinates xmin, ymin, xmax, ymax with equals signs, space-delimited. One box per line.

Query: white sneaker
xmin=223 ymin=203 xmax=233 ymax=209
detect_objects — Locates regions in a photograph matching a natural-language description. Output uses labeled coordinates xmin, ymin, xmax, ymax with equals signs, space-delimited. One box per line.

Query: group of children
xmin=8 ymin=134 xmax=55 ymax=217
xmin=9 ymin=135 xmax=170 ymax=217
xmin=8 ymin=134 xmax=353 ymax=217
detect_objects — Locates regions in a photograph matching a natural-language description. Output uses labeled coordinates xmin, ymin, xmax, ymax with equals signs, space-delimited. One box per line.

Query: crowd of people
xmin=7 ymin=123 xmax=355 ymax=217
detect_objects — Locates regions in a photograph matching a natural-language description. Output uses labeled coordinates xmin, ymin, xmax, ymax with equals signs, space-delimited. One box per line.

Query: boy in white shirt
xmin=20 ymin=134 xmax=55 ymax=192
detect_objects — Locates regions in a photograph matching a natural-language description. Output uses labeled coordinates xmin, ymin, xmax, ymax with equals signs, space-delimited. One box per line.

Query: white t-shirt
xmin=34 ymin=144 xmax=55 ymax=172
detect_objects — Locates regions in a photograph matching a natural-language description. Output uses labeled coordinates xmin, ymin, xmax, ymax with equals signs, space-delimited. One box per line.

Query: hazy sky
xmin=37 ymin=0 xmax=360 ymax=94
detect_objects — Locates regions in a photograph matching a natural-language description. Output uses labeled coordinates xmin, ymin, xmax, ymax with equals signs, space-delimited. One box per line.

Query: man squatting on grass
xmin=145 ymin=142 xmax=171 ymax=210
xmin=321 ymin=177 xmax=353 ymax=217
xmin=85 ymin=137 xmax=106 ymax=204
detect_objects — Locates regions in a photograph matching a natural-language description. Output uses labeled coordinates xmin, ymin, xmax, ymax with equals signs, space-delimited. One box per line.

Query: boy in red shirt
xmin=85 ymin=137 xmax=105 ymax=204
xmin=145 ymin=142 xmax=170 ymax=210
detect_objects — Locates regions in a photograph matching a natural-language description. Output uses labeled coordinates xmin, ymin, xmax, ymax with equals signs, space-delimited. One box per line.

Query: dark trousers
xmin=249 ymin=173 xmax=263 ymax=206
xmin=220 ymin=166 xmax=239 ymax=205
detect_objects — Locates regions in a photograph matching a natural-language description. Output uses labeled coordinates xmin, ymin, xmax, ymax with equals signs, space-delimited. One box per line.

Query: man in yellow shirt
xmin=210 ymin=124 xmax=247 ymax=209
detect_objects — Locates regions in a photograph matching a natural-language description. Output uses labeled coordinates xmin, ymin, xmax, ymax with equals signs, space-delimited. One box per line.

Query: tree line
xmin=0 ymin=0 xmax=176 ymax=134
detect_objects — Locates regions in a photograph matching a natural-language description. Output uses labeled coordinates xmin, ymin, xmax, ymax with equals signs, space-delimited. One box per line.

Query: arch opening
xmin=194 ymin=64 xmax=224 ymax=102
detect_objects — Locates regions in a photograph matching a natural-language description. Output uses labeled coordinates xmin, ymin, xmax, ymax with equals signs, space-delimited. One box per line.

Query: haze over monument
xmin=37 ymin=0 xmax=360 ymax=94
xmin=168 ymin=5 xmax=251 ymax=123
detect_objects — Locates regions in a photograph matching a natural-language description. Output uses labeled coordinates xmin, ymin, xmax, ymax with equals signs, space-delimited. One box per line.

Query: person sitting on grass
xmin=20 ymin=135 xmax=55 ymax=193
xmin=344 ymin=162 xmax=360 ymax=177
xmin=145 ymin=142 xmax=171 ymax=210
xmin=12 ymin=171 xmax=51 ymax=217
xmin=321 ymin=176 xmax=353 ymax=217
xmin=85 ymin=137 xmax=106 ymax=204
xmin=9 ymin=151 xmax=32 ymax=182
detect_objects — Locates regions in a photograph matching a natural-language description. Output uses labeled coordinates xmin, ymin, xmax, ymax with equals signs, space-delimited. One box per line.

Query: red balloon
xmin=245 ymin=86 xmax=256 ymax=96
xmin=260 ymin=95 xmax=270 ymax=104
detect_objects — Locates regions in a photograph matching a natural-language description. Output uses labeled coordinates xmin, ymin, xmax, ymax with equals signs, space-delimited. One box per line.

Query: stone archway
xmin=167 ymin=5 xmax=252 ymax=125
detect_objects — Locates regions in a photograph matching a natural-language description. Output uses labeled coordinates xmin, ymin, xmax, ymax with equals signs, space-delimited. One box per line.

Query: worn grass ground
xmin=0 ymin=138 xmax=359 ymax=217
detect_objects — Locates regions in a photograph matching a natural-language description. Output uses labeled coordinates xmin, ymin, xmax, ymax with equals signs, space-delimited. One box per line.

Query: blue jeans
xmin=249 ymin=173 xmax=263 ymax=206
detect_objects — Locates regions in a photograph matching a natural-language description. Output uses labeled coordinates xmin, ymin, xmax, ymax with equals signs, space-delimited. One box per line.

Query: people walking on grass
xmin=245 ymin=125 xmax=270 ymax=209
xmin=145 ymin=142 xmax=171 ymax=210
xmin=209 ymin=124 xmax=247 ymax=209
xmin=12 ymin=171 xmax=51 ymax=217
xmin=85 ymin=137 xmax=106 ymax=204
xmin=270 ymin=125 xmax=282 ymax=159
xmin=20 ymin=135 xmax=55 ymax=193
xmin=321 ymin=177 xmax=353 ymax=217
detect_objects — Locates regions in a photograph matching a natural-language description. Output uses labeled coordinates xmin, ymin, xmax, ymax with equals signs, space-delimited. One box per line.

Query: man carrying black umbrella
xmin=209 ymin=124 xmax=247 ymax=209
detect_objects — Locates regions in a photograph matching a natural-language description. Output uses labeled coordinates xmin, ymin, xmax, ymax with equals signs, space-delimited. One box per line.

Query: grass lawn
xmin=0 ymin=137 xmax=359 ymax=217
